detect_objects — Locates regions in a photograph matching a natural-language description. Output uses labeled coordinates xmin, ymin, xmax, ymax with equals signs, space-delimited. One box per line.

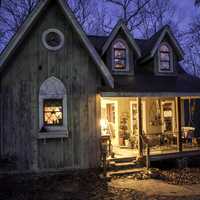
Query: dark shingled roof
xmin=87 ymin=35 xmax=108 ymax=53
xmin=100 ymin=73 xmax=200 ymax=94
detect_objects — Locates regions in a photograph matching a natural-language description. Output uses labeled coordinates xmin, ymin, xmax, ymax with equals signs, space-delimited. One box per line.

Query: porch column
xmin=137 ymin=97 xmax=143 ymax=158
xmin=176 ymin=97 xmax=183 ymax=152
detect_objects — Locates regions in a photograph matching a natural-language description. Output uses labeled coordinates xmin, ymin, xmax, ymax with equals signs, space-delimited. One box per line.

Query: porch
xmin=100 ymin=95 xmax=200 ymax=159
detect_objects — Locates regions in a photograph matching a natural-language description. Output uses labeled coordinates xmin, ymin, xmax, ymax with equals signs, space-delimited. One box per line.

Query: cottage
xmin=0 ymin=0 xmax=200 ymax=172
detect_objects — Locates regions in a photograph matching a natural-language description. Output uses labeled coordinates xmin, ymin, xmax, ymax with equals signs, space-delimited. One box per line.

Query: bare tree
xmin=180 ymin=15 xmax=200 ymax=76
xmin=104 ymin=0 xmax=152 ymax=31
xmin=135 ymin=0 xmax=178 ymax=39
xmin=0 ymin=0 xmax=37 ymax=51
xmin=66 ymin=0 xmax=93 ymax=31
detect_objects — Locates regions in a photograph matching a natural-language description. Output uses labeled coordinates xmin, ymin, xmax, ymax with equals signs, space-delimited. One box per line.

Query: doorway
xmin=161 ymin=100 xmax=175 ymax=133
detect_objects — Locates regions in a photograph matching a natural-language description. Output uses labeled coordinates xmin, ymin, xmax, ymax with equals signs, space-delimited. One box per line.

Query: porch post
xmin=176 ymin=97 xmax=183 ymax=152
xmin=137 ymin=97 xmax=143 ymax=158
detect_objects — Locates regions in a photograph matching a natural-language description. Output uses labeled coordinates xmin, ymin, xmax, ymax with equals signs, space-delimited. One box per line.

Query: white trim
xmin=38 ymin=131 xmax=68 ymax=139
xmin=158 ymin=42 xmax=173 ymax=73
xmin=0 ymin=0 xmax=114 ymax=88
xmin=102 ymin=20 xmax=141 ymax=57
xmin=112 ymin=38 xmax=129 ymax=72
xmin=42 ymin=28 xmax=65 ymax=51
xmin=39 ymin=76 xmax=68 ymax=133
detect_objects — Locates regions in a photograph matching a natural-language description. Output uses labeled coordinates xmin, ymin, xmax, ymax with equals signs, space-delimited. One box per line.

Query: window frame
xmin=158 ymin=42 xmax=173 ymax=73
xmin=39 ymin=77 xmax=68 ymax=134
xmin=112 ymin=39 xmax=129 ymax=72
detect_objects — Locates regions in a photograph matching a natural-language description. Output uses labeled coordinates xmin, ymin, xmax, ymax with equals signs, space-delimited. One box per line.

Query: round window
xmin=42 ymin=29 xmax=64 ymax=51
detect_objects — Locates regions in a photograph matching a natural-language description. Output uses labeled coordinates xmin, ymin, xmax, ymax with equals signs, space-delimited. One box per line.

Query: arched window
xmin=159 ymin=43 xmax=173 ymax=73
xmin=39 ymin=76 xmax=67 ymax=132
xmin=112 ymin=39 xmax=129 ymax=71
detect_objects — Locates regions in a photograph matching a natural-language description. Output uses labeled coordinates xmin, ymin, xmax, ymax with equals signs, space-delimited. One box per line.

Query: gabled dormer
xmin=139 ymin=25 xmax=184 ymax=76
xmin=101 ymin=20 xmax=141 ymax=75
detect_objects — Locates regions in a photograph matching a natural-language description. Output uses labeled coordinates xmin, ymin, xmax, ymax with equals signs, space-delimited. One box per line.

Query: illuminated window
xmin=43 ymin=99 xmax=63 ymax=126
xmin=159 ymin=43 xmax=173 ymax=72
xmin=39 ymin=76 xmax=67 ymax=132
xmin=113 ymin=39 xmax=128 ymax=71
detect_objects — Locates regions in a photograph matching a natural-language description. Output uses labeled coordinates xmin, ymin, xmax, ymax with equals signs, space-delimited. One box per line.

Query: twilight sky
xmin=173 ymin=0 xmax=196 ymax=27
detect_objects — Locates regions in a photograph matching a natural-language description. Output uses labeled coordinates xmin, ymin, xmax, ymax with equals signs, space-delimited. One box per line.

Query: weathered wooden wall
xmin=0 ymin=1 xmax=101 ymax=171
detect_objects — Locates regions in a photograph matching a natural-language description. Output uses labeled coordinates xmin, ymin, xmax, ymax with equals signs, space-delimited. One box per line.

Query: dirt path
xmin=110 ymin=178 xmax=200 ymax=197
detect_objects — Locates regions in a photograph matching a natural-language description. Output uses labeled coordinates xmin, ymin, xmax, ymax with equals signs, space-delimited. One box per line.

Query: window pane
xmin=114 ymin=58 xmax=126 ymax=69
xmin=114 ymin=49 xmax=126 ymax=58
xmin=160 ymin=52 xmax=170 ymax=61
xmin=160 ymin=45 xmax=169 ymax=52
xmin=43 ymin=99 xmax=63 ymax=126
xmin=160 ymin=61 xmax=170 ymax=70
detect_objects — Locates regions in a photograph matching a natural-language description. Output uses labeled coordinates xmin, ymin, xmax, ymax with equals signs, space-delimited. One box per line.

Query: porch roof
xmin=100 ymin=73 xmax=200 ymax=97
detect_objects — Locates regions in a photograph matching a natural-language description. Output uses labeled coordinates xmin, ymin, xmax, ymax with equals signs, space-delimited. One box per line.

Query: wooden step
xmin=108 ymin=156 xmax=136 ymax=163
xmin=107 ymin=167 xmax=147 ymax=177
xmin=109 ymin=161 xmax=143 ymax=171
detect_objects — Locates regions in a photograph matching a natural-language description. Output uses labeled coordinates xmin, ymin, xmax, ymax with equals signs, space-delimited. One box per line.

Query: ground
xmin=1 ymin=169 xmax=200 ymax=200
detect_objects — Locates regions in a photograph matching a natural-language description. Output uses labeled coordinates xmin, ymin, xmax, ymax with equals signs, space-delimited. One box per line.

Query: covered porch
xmin=100 ymin=93 xmax=200 ymax=159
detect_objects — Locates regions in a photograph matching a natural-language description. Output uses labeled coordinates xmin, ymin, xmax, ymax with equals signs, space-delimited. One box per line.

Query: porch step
xmin=108 ymin=156 xmax=136 ymax=163
xmin=109 ymin=160 xmax=143 ymax=171
xmin=107 ymin=167 xmax=147 ymax=177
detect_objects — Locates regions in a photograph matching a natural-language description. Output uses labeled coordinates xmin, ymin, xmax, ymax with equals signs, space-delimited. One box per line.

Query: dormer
xmin=139 ymin=25 xmax=184 ymax=76
xmin=101 ymin=20 xmax=141 ymax=75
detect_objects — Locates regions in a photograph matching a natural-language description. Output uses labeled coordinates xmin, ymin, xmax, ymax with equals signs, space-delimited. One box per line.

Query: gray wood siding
xmin=0 ymin=1 xmax=101 ymax=171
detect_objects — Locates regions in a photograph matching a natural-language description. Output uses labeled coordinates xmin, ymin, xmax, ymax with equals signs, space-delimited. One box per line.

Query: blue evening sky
xmin=173 ymin=0 xmax=196 ymax=27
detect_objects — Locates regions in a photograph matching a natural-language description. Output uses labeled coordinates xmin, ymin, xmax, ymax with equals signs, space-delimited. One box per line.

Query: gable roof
xmin=0 ymin=0 xmax=114 ymax=88
xmin=101 ymin=20 xmax=141 ymax=57
xmin=140 ymin=25 xmax=184 ymax=63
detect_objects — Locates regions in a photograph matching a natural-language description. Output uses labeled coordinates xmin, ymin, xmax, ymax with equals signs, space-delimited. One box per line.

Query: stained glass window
xmin=43 ymin=99 xmax=63 ymax=126
xmin=159 ymin=44 xmax=171 ymax=72
xmin=113 ymin=41 xmax=127 ymax=70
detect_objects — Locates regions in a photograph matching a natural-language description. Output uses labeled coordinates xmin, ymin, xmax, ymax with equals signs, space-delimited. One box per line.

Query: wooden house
xmin=1 ymin=0 xmax=200 ymax=172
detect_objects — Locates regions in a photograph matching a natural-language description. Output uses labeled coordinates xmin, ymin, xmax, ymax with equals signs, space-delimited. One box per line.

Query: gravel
xmin=0 ymin=169 xmax=200 ymax=200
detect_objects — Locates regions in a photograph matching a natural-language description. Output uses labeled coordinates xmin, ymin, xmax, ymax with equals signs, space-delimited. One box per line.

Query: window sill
xmin=38 ymin=131 xmax=68 ymax=139
xmin=112 ymin=71 xmax=133 ymax=75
